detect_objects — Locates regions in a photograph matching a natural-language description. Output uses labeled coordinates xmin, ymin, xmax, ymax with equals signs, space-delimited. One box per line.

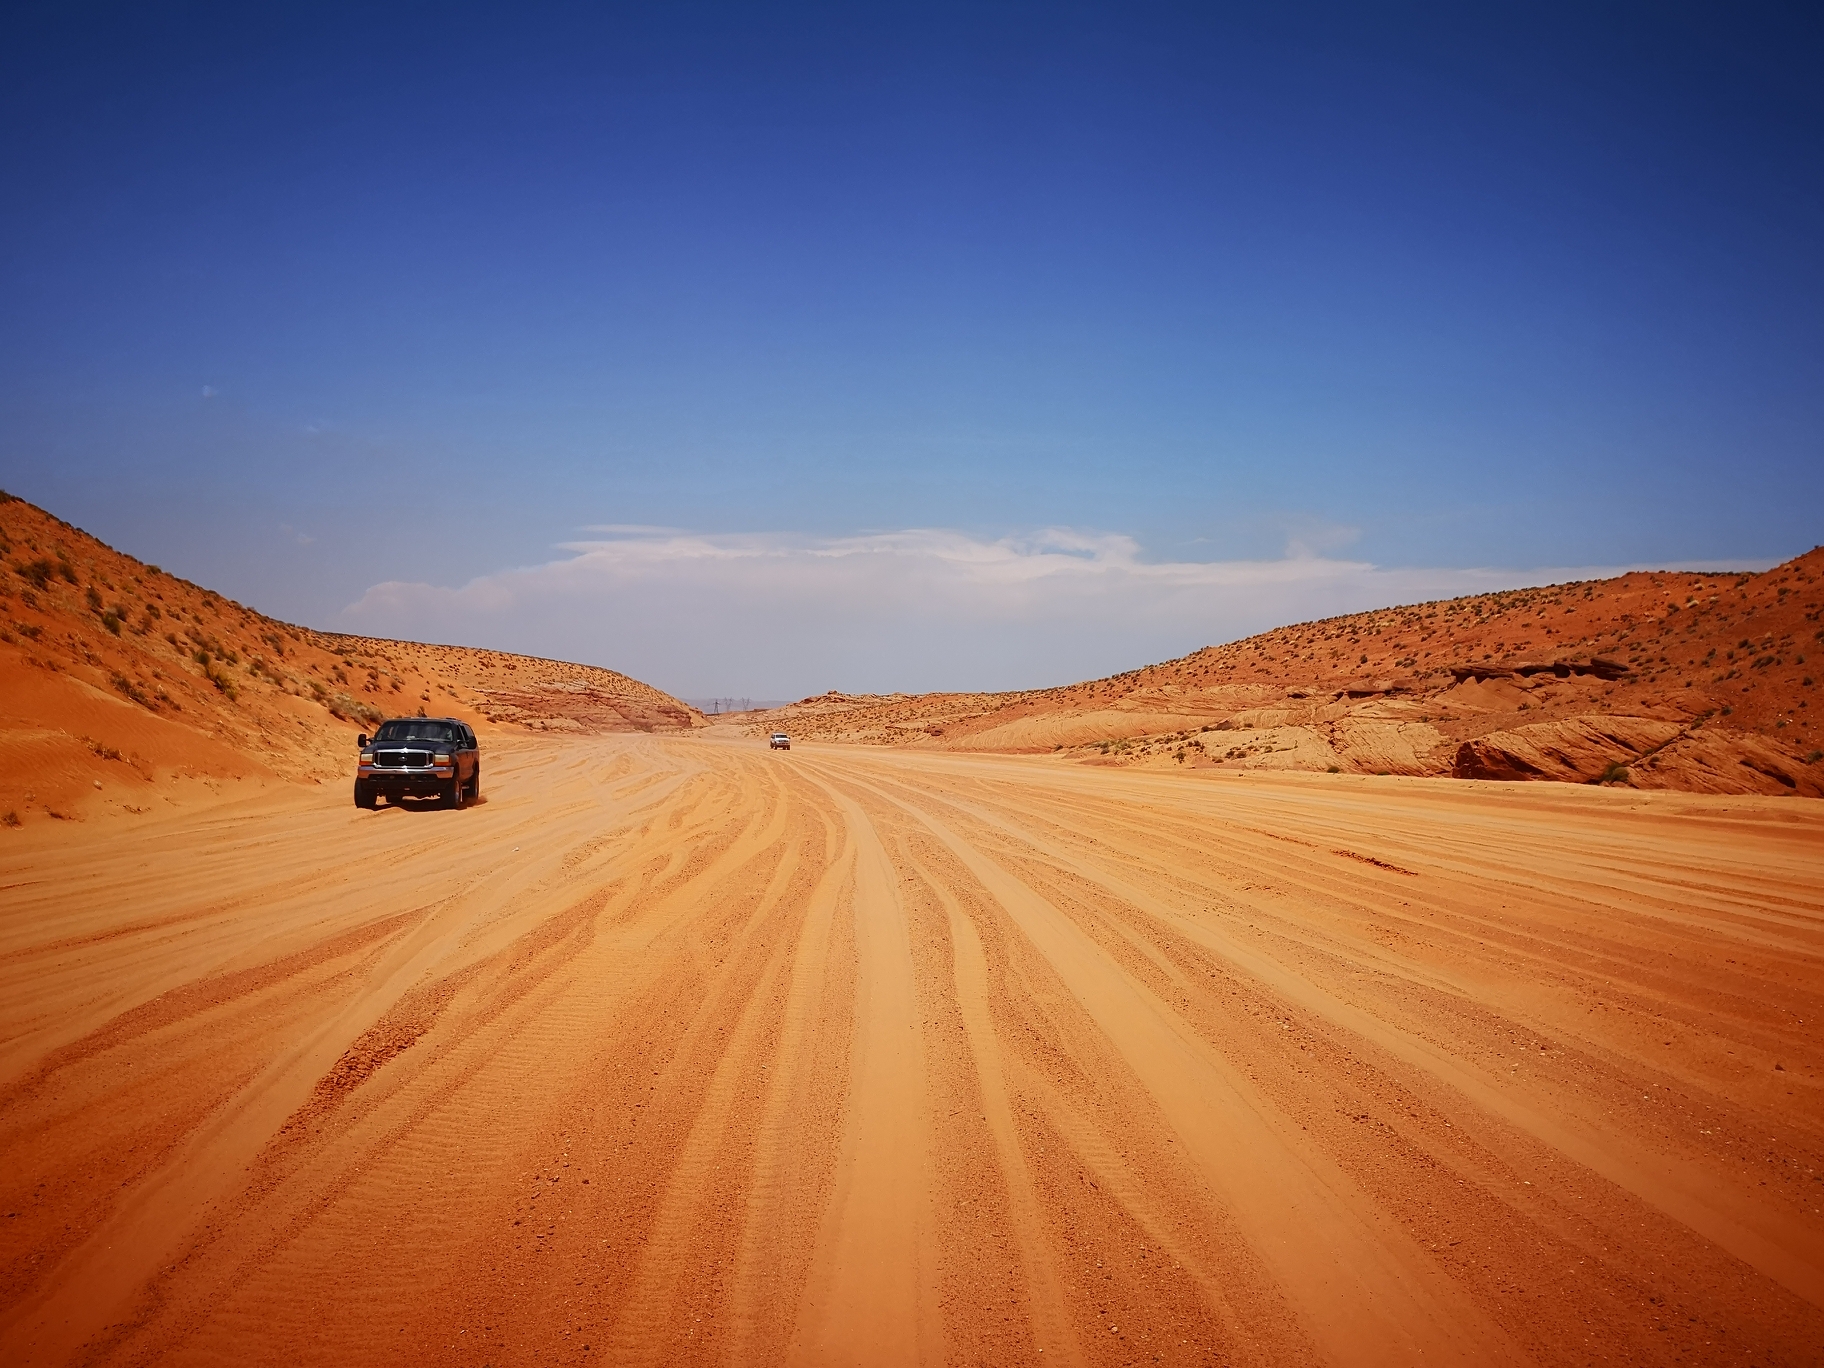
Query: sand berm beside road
xmin=2 ymin=733 xmax=1821 ymax=1365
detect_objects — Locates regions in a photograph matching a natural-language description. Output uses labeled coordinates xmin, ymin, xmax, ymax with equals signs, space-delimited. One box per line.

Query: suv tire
xmin=354 ymin=779 xmax=377 ymax=810
xmin=468 ymin=767 xmax=482 ymax=803
xmin=444 ymin=775 xmax=464 ymax=809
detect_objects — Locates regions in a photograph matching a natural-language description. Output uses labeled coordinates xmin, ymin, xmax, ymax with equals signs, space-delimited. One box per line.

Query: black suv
xmin=355 ymin=718 xmax=480 ymax=809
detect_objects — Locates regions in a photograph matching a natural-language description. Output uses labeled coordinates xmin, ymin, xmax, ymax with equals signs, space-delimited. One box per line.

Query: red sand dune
xmin=754 ymin=549 xmax=1824 ymax=796
xmin=0 ymin=493 xmax=701 ymax=826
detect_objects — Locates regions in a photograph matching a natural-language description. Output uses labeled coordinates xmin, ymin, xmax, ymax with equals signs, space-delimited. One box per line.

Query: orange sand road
xmin=2 ymin=735 xmax=1821 ymax=1365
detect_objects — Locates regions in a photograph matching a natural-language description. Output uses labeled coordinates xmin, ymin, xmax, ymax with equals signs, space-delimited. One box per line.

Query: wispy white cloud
xmin=341 ymin=527 xmax=1773 ymax=698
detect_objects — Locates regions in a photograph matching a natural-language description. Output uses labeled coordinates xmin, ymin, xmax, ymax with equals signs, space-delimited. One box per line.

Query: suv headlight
xmin=433 ymin=752 xmax=451 ymax=764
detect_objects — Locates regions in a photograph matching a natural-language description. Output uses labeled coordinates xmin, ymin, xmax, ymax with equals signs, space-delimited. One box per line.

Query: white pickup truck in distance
xmin=769 ymin=733 xmax=791 ymax=750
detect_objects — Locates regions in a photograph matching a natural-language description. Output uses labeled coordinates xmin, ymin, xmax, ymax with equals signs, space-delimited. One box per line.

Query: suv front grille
xmin=375 ymin=749 xmax=432 ymax=768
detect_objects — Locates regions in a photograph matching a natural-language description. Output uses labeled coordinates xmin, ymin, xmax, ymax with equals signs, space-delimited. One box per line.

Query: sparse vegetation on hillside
xmin=0 ymin=494 xmax=704 ymax=823
xmin=750 ymin=548 xmax=1824 ymax=797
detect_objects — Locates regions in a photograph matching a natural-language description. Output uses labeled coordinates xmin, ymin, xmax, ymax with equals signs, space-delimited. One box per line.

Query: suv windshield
xmin=374 ymin=721 xmax=457 ymax=743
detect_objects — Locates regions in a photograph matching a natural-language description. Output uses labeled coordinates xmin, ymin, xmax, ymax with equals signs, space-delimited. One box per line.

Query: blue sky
xmin=3 ymin=2 xmax=1820 ymax=696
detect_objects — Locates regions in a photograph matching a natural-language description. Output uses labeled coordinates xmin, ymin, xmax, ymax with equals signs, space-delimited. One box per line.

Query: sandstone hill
xmin=0 ymin=493 xmax=702 ymax=824
xmin=753 ymin=549 xmax=1824 ymax=797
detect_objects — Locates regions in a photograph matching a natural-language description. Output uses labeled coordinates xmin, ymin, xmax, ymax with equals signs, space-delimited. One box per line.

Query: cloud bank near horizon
xmin=340 ymin=528 xmax=1773 ymax=699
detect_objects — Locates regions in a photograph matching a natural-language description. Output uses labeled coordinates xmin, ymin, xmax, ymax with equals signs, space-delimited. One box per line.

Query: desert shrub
xmin=58 ymin=557 xmax=78 ymax=584
xmin=16 ymin=558 xmax=53 ymax=589
xmin=1806 ymin=750 xmax=1821 ymax=764
xmin=325 ymin=692 xmax=384 ymax=725
xmin=110 ymin=672 xmax=154 ymax=708
xmin=101 ymin=609 xmax=122 ymax=635
xmin=16 ymin=622 xmax=41 ymax=640
xmin=1 ymin=811 xmax=19 ymax=828
xmin=1596 ymin=762 xmax=1630 ymax=785
xmin=85 ymin=585 xmax=103 ymax=611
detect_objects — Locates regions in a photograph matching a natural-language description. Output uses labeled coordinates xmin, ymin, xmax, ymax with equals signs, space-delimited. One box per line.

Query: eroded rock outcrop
xmin=1628 ymin=729 xmax=1824 ymax=796
xmin=1452 ymin=716 xmax=1685 ymax=783
xmin=1329 ymin=719 xmax=1453 ymax=776
xmin=1451 ymin=715 xmax=1824 ymax=796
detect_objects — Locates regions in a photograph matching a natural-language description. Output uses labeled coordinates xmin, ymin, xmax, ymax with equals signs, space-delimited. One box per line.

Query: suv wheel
xmin=468 ymin=767 xmax=482 ymax=802
xmin=354 ymin=779 xmax=377 ymax=810
xmin=445 ymin=775 xmax=464 ymax=809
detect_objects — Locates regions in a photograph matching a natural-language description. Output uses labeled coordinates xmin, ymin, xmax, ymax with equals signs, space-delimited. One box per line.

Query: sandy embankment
xmin=752 ymin=548 xmax=1824 ymax=795
xmin=1 ymin=734 xmax=1820 ymax=1365
xmin=0 ymin=493 xmax=703 ymax=828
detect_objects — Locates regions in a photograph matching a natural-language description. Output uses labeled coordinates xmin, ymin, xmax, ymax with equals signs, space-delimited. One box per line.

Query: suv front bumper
xmin=359 ymin=765 xmax=455 ymax=797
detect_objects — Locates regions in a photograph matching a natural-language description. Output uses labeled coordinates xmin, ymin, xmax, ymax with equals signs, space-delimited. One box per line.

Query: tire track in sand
xmin=828 ymin=763 xmax=1523 ymax=1367
xmin=6 ymin=734 xmax=1823 ymax=1366
xmin=917 ymin=857 xmax=1086 ymax=1368
xmin=0 ymin=738 xmax=709 ymax=1364
xmin=788 ymin=775 xmax=940 ymax=1367
xmin=603 ymin=776 xmax=823 ymax=1363
xmin=911 ymin=779 xmax=1824 ymax=1312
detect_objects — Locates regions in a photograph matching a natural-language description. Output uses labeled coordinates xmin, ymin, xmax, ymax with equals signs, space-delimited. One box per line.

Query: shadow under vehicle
xmin=355 ymin=718 xmax=480 ymax=809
